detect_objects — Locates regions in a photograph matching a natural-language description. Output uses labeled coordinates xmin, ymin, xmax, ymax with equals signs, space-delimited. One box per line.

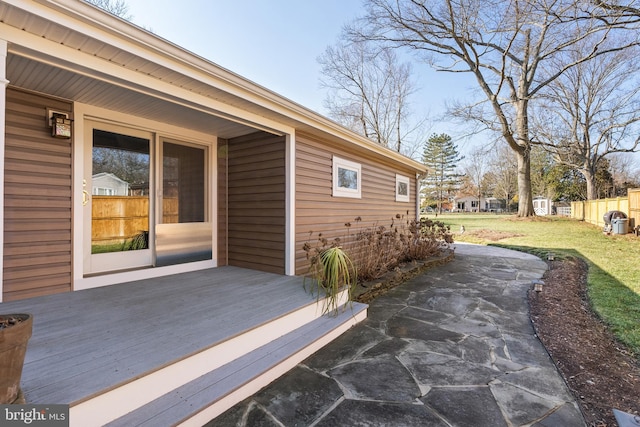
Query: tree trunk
xmin=514 ymin=96 xmax=535 ymax=217
xmin=583 ymin=169 xmax=598 ymax=200
xmin=516 ymin=150 xmax=535 ymax=216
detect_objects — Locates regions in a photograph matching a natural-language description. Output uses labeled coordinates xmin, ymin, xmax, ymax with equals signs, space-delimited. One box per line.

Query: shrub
xmin=303 ymin=213 xmax=453 ymax=284
xmin=403 ymin=216 xmax=454 ymax=262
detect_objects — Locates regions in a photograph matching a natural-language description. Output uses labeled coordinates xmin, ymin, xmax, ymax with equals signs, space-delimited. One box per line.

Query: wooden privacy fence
xmin=92 ymin=196 xmax=149 ymax=246
xmin=571 ymin=188 xmax=640 ymax=229
xmin=630 ymin=189 xmax=640 ymax=230
xmin=92 ymin=196 xmax=179 ymax=246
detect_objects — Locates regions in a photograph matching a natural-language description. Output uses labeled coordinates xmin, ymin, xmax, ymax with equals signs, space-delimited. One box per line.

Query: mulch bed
xmin=529 ymin=257 xmax=640 ymax=426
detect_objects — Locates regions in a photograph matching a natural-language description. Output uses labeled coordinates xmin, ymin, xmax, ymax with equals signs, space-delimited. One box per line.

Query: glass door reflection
xmin=91 ymin=129 xmax=150 ymax=254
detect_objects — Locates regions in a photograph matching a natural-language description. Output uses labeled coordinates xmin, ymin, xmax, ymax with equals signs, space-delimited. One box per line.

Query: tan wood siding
xmin=227 ymin=132 xmax=285 ymax=274
xmin=4 ymin=88 xmax=72 ymax=301
xmin=295 ymin=132 xmax=418 ymax=275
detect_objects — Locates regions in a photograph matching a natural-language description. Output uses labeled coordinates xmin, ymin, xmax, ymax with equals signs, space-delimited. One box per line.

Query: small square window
xmin=396 ymin=174 xmax=410 ymax=202
xmin=333 ymin=156 xmax=361 ymax=198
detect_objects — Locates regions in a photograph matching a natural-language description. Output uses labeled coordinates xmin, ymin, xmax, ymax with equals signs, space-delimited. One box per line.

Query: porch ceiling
xmin=7 ymin=53 xmax=260 ymax=139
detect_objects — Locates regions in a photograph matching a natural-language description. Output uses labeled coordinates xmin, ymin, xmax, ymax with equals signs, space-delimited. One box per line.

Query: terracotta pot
xmin=0 ymin=314 xmax=32 ymax=404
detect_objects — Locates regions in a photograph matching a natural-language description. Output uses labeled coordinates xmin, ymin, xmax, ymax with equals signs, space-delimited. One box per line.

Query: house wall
xmin=226 ymin=132 xmax=286 ymax=274
xmin=295 ymin=132 xmax=418 ymax=276
xmin=4 ymin=88 xmax=73 ymax=301
xmin=455 ymin=197 xmax=482 ymax=212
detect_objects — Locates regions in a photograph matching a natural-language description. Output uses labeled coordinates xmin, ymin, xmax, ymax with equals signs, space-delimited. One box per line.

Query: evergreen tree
xmin=421 ymin=133 xmax=464 ymax=214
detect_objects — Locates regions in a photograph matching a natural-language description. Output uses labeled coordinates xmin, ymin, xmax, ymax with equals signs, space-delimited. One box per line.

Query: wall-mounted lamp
xmin=47 ymin=109 xmax=72 ymax=139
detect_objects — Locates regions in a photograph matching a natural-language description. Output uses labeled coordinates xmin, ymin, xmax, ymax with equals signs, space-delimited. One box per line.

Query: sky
xmin=123 ymin=0 xmax=483 ymax=158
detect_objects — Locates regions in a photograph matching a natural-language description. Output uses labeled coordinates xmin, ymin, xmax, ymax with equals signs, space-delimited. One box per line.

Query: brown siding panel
xmin=227 ymin=132 xmax=286 ymax=274
xmin=4 ymin=88 xmax=73 ymax=301
xmin=295 ymin=132 xmax=418 ymax=275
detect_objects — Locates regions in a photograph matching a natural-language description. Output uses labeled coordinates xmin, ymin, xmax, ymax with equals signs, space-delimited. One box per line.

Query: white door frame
xmin=73 ymin=103 xmax=217 ymax=291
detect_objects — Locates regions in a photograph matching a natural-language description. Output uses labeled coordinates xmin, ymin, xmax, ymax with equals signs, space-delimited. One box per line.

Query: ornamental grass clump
xmin=303 ymin=235 xmax=357 ymax=315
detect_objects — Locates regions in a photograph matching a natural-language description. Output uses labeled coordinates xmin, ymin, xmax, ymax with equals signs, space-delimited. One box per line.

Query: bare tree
xmin=529 ymin=145 xmax=557 ymax=199
xmin=608 ymin=152 xmax=640 ymax=196
xmin=464 ymin=147 xmax=490 ymax=211
xmin=85 ymin=0 xmax=132 ymax=20
xmin=594 ymin=1 xmax=640 ymax=20
xmin=351 ymin=0 xmax=639 ymax=216
xmin=488 ymin=143 xmax=518 ymax=211
xmin=533 ymin=45 xmax=640 ymax=199
xmin=319 ymin=40 xmax=427 ymax=155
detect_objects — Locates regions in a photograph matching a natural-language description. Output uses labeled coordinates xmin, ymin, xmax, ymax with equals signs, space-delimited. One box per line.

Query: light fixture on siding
xmin=47 ymin=109 xmax=72 ymax=139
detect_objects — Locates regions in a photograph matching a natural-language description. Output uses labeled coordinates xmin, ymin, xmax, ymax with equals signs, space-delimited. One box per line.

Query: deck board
xmin=0 ymin=267 xmax=317 ymax=405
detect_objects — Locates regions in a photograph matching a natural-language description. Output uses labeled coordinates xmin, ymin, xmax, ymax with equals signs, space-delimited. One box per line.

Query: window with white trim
xmin=332 ymin=156 xmax=361 ymax=198
xmin=395 ymin=174 xmax=410 ymax=202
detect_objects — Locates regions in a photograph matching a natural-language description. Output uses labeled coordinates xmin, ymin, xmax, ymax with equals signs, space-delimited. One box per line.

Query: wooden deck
xmin=0 ymin=266 xmax=367 ymax=426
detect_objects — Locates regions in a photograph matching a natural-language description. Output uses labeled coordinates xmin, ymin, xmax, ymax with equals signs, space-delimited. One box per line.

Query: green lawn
xmin=434 ymin=213 xmax=640 ymax=357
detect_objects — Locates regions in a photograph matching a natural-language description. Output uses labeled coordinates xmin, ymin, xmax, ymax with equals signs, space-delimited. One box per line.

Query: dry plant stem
xmin=303 ymin=213 xmax=453 ymax=292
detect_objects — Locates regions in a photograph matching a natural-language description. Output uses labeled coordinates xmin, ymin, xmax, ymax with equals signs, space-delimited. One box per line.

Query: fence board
xmin=571 ymin=190 xmax=638 ymax=230
xmin=629 ymin=189 xmax=640 ymax=230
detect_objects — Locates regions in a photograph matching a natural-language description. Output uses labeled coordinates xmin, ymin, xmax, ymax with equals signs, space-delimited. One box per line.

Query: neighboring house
xmin=454 ymin=195 xmax=505 ymax=212
xmin=454 ymin=195 xmax=483 ymax=212
xmin=92 ymin=172 xmax=129 ymax=196
xmin=484 ymin=197 xmax=505 ymax=212
xmin=0 ymin=0 xmax=425 ymax=301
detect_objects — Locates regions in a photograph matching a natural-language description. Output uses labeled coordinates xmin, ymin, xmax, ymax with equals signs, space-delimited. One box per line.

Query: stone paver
xmin=209 ymin=243 xmax=586 ymax=427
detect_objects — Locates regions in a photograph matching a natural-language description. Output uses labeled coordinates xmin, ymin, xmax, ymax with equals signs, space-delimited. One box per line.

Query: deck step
xmin=105 ymin=303 xmax=368 ymax=427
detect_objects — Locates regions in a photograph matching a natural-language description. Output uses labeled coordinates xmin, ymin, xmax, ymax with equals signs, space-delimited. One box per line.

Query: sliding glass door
xmin=83 ymin=122 xmax=211 ymax=275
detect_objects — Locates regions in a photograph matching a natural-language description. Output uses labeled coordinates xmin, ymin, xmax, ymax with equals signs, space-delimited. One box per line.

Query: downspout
xmin=0 ymin=39 xmax=7 ymax=301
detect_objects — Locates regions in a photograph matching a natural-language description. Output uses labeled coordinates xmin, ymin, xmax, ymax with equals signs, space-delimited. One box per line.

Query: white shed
xmin=533 ymin=197 xmax=552 ymax=216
